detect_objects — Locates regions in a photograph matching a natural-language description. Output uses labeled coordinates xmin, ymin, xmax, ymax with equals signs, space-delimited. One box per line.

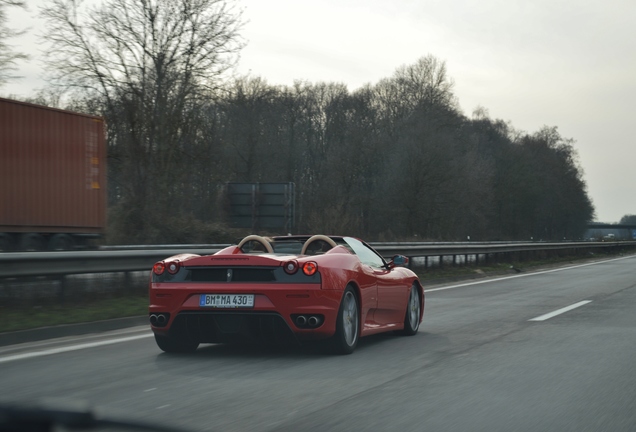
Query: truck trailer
xmin=0 ymin=97 xmax=107 ymax=251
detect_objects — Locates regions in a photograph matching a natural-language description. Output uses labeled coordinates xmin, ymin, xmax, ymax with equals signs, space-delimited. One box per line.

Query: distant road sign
xmin=225 ymin=183 xmax=295 ymax=232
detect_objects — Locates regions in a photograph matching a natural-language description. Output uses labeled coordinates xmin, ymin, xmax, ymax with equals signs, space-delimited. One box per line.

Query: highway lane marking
xmin=529 ymin=300 xmax=592 ymax=321
xmin=0 ymin=333 xmax=153 ymax=364
xmin=426 ymin=254 xmax=635 ymax=293
xmin=0 ymin=325 xmax=150 ymax=350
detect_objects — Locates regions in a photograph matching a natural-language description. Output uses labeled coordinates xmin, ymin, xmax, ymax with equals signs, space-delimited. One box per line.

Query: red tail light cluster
xmin=167 ymin=261 xmax=180 ymax=274
xmin=284 ymin=260 xmax=299 ymax=274
xmin=283 ymin=260 xmax=318 ymax=276
xmin=153 ymin=261 xmax=180 ymax=275
xmin=153 ymin=262 xmax=166 ymax=275
xmin=302 ymin=261 xmax=318 ymax=276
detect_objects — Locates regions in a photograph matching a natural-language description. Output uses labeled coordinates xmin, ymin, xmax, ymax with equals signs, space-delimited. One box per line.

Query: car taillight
xmin=302 ymin=261 xmax=318 ymax=276
xmin=153 ymin=262 xmax=166 ymax=275
xmin=167 ymin=261 xmax=180 ymax=274
xmin=283 ymin=260 xmax=299 ymax=274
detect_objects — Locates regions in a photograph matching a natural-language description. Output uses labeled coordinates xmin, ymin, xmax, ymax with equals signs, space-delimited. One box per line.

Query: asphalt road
xmin=1 ymin=255 xmax=636 ymax=431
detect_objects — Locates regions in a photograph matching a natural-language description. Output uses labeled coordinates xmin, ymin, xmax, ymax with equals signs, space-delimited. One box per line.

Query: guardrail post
xmin=124 ymin=271 xmax=133 ymax=294
xmin=57 ymin=275 xmax=67 ymax=304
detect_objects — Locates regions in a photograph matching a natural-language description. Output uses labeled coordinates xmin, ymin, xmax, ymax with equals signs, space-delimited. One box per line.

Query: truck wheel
xmin=19 ymin=233 xmax=45 ymax=251
xmin=48 ymin=234 xmax=75 ymax=251
xmin=0 ymin=234 xmax=14 ymax=252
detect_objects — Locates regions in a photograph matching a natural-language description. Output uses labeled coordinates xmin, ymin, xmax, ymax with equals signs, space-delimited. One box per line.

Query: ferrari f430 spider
xmin=149 ymin=235 xmax=424 ymax=354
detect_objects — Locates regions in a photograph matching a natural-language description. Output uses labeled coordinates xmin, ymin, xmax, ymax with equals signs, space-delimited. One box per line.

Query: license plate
xmin=199 ymin=294 xmax=254 ymax=308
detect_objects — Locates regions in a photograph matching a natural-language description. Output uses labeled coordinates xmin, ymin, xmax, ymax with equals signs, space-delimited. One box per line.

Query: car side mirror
xmin=388 ymin=254 xmax=409 ymax=268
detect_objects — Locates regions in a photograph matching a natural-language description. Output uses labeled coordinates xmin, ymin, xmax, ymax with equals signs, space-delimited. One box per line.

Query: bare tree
xmin=0 ymin=0 xmax=28 ymax=87
xmin=220 ymin=76 xmax=280 ymax=181
xmin=372 ymin=55 xmax=456 ymax=133
xmin=619 ymin=215 xmax=636 ymax=225
xmin=40 ymin=0 xmax=243 ymax=97
xmin=391 ymin=55 xmax=456 ymax=111
xmin=39 ymin=0 xmax=244 ymax=242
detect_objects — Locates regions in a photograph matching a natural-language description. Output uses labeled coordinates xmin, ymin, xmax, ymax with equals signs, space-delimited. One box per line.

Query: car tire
xmin=331 ymin=287 xmax=359 ymax=355
xmin=400 ymin=284 xmax=421 ymax=336
xmin=154 ymin=334 xmax=199 ymax=353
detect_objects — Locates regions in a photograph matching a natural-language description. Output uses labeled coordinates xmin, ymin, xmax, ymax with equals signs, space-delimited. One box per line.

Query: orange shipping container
xmin=0 ymin=97 xmax=107 ymax=251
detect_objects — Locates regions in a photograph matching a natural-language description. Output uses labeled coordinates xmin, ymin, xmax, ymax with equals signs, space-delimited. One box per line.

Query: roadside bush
xmin=105 ymin=205 xmax=240 ymax=245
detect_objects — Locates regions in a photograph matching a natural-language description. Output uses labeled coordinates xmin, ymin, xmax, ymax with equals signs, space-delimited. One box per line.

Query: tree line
xmin=103 ymin=58 xmax=594 ymax=243
xmin=2 ymin=0 xmax=595 ymax=243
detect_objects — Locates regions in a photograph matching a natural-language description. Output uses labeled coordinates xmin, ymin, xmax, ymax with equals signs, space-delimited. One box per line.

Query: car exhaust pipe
xmin=157 ymin=314 xmax=167 ymax=325
xmin=296 ymin=315 xmax=307 ymax=326
xmin=308 ymin=316 xmax=319 ymax=327
xmin=149 ymin=314 xmax=158 ymax=325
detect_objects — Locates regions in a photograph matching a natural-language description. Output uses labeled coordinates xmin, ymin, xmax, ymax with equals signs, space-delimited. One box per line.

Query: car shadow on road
xmin=152 ymin=330 xmax=433 ymax=363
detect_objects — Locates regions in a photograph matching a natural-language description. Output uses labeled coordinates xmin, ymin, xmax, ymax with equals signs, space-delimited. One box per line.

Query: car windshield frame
xmin=342 ymin=237 xmax=387 ymax=268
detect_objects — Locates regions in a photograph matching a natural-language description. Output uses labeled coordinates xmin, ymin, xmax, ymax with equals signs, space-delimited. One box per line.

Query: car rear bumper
xmin=149 ymin=283 xmax=343 ymax=343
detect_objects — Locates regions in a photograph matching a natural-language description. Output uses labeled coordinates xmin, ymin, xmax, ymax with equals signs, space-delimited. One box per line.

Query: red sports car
xmin=149 ymin=235 xmax=424 ymax=354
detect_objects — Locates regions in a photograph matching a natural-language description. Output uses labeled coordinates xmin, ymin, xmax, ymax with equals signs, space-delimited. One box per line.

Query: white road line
xmin=0 ymin=333 xmax=153 ymax=364
xmin=0 ymin=326 xmax=150 ymax=354
xmin=529 ymin=300 xmax=592 ymax=321
xmin=426 ymin=255 xmax=635 ymax=293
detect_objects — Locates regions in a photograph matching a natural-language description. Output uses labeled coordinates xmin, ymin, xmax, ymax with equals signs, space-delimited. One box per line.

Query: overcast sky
xmin=4 ymin=0 xmax=635 ymax=223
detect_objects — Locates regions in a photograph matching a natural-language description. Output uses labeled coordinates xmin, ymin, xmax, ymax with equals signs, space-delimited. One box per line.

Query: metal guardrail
xmin=0 ymin=249 xmax=222 ymax=278
xmin=372 ymin=241 xmax=636 ymax=258
xmin=1 ymin=241 xmax=635 ymax=279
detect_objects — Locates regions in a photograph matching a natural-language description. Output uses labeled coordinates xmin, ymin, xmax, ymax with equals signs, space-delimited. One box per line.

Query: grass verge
xmin=0 ymin=295 xmax=148 ymax=333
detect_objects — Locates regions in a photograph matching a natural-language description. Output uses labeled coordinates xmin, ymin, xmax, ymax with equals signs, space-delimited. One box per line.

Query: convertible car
xmin=149 ymin=234 xmax=424 ymax=354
